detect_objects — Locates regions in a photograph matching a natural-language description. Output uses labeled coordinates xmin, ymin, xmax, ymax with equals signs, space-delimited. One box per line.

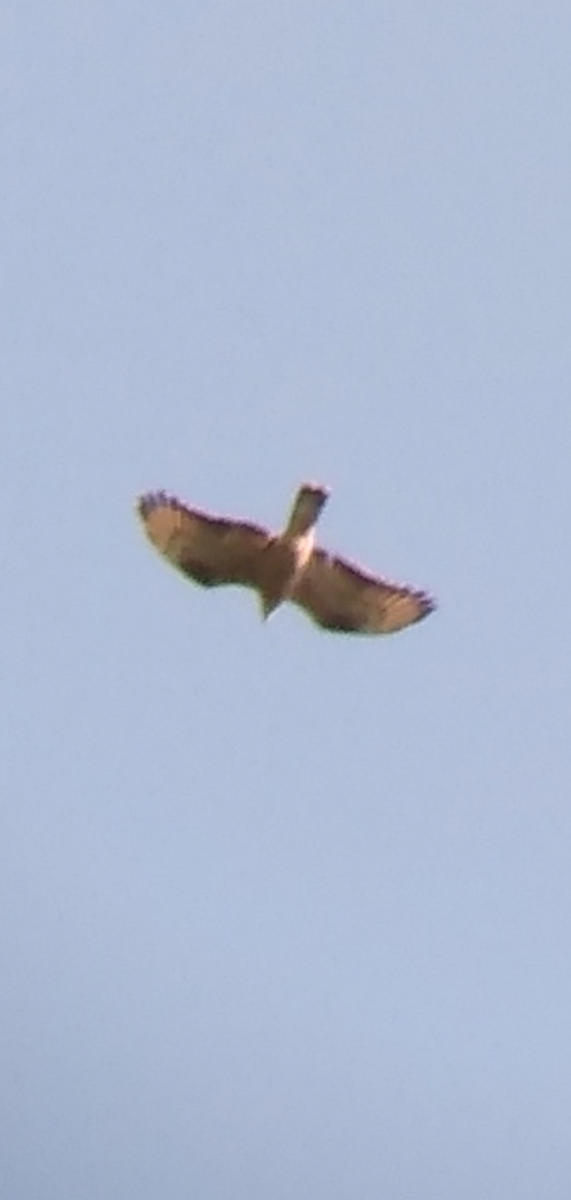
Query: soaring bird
xmin=137 ymin=483 xmax=435 ymax=635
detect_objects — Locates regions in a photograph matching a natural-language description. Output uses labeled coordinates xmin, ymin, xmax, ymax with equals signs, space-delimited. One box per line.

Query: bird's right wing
xmin=292 ymin=548 xmax=435 ymax=634
xmin=138 ymin=492 xmax=273 ymax=590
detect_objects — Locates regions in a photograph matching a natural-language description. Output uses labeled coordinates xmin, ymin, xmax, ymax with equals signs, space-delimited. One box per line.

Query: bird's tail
xmin=284 ymin=483 xmax=330 ymax=537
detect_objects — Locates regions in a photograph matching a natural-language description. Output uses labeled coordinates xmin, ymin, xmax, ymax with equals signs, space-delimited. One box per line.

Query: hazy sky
xmin=3 ymin=3 xmax=571 ymax=1197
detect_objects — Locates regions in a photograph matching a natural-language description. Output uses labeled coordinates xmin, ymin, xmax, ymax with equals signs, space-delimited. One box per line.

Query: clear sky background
xmin=2 ymin=3 xmax=571 ymax=1197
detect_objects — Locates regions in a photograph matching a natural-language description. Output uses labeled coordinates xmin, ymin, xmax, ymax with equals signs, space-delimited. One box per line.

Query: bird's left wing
xmin=138 ymin=492 xmax=273 ymax=590
xmin=291 ymin=548 xmax=435 ymax=634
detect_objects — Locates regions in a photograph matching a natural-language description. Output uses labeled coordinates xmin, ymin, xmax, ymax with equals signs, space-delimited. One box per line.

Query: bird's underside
xmin=137 ymin=483 xmax=435 ymax=635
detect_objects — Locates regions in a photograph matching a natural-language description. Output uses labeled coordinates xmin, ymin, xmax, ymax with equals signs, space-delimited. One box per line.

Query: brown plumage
xmin=137 ymin=483 xmax=435 ymax=635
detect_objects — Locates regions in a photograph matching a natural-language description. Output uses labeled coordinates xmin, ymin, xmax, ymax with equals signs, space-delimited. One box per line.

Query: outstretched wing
xmin=138 ymin=491 xmax=273 ymax=590
xmin=291 ymin=548 xmax=435 ymax=634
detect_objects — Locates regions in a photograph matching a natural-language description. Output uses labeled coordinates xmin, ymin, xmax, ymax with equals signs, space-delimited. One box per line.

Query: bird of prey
xmin=137 ymin=483 xmax=435 ymax=635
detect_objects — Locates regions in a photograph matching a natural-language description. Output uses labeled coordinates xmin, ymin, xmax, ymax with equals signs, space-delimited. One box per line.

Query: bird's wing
xmin=291 ymin=548 xmax=435 ymax=634
xmin=138 ymin=492 xmax=273 ymax=589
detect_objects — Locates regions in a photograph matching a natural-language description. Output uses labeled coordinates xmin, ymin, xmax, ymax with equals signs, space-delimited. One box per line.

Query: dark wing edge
xmin=291 ymin=547 xmax=436 ymax=634
xmin=137 ymin=491 xmax=273 ymax=589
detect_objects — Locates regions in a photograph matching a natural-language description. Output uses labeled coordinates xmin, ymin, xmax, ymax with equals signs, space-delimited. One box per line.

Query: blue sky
xmin=2 ymin=3 xmax=571 ymax=1197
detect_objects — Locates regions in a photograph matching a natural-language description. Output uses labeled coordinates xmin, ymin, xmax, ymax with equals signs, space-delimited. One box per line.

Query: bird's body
xmin=137 ymin=482 xmax=435 ymax=636
xmin=255 ymin=537 xmax=309 ymax=618
xmin=255 ymin=484 xmax=328 ymax=617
